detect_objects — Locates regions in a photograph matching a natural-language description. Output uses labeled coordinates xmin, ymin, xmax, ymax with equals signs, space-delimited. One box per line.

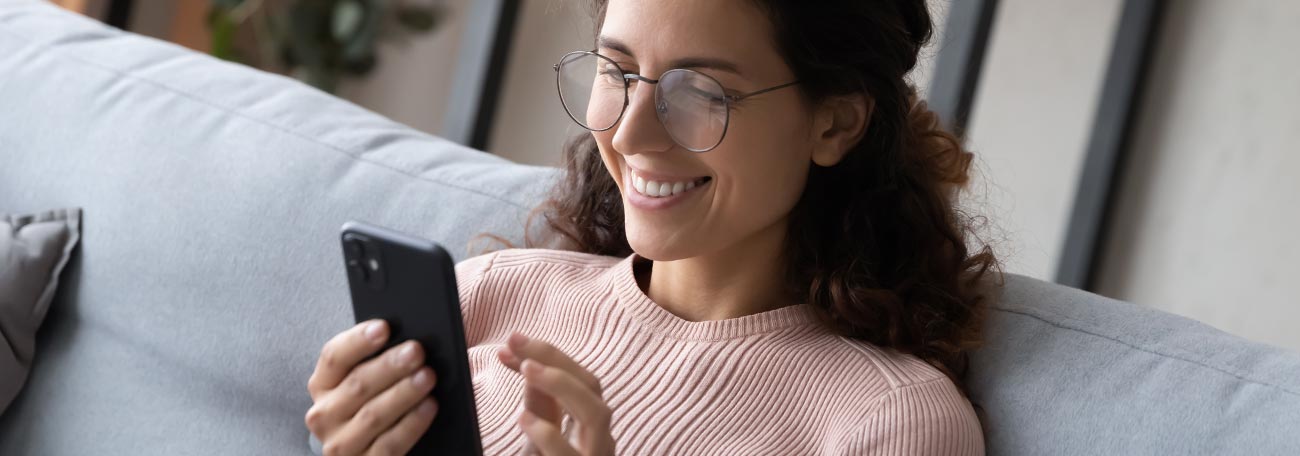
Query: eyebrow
xmin=596 ymin=35 xmax=743 ymax=75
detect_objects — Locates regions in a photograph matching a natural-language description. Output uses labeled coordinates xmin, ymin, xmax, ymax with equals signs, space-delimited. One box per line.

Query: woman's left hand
xmin=497 ymin=332 xmax=616 ymax=456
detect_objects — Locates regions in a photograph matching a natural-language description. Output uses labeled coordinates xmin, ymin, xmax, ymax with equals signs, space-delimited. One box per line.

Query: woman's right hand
xmin=305 ymin=320 xmax=438 ymax=456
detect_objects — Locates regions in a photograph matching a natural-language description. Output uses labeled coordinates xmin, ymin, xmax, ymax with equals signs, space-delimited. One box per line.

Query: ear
xmin=810 ymin=93 xmax=873 ymax=167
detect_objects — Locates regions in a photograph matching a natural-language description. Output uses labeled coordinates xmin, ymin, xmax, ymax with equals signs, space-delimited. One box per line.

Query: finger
xmin=522 ymin=359 xmax=612 ymax=430
xmin=499 ymin=344 xmax=566 ymax=424
xmin=327 ymin=367 xmax=437 ymax=456
xmin=364 ymin=398 xmax=438 ymax=456
xmin=519 ymin=410 xmax=581 ymax=456
xmin=309 ymin=320 xmax=390 ymax=399
xmin=309 ymin=341 xmax=426 ymax=435
xmin=505 ymin=333 xmax=602 ymax=394
xmin=496 ymin=344 xmax=523 ymax=371
xmin=349 ymin=367 xmax=437 ymax=450
xmin=526 ymin=383 xmax=565 ymax=425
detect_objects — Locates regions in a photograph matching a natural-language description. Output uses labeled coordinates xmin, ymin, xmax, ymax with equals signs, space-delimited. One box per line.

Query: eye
xmin=686 ymin=85 xmax=725 ymax=103
xmin=597 ymin=62 xmax=624 ymax=84
xmin=678 ymin=80 xmax=726 ymax=106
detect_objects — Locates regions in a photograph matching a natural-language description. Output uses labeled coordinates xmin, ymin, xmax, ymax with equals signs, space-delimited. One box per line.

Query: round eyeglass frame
xmin=553 ymin=50 xmax=799 ymax=153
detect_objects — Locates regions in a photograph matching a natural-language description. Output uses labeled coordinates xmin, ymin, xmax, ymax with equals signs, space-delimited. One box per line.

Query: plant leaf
xmin=332 ymin=0 xmax=364 ymax=41
xmin=210 ymin=0 xmax=244 ymax=11
xmin=208 ymin=10 xmax=237 ymax=61
xmin=394 ymin=6 xmax=438 ymax=32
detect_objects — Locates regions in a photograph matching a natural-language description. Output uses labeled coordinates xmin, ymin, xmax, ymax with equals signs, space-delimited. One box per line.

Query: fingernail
xmin=499 ymin=347 xmax=518 ymax=364
xmin=509 ymin=332 xmax=529 ymax=347
xmin=412 ymin=369 xmax=433 ymax=389
xmin=364 ymin=320 xmax=385 ymax=342
xmin=397 ymin=342 xmax=420 ymax=366
xmin=419 ymin=398 xmax=436 ymax=417
xmin=519 ymin=410 xmax=535 ymax=426
xmin=522 ymin=359 xmax=541 ymax=375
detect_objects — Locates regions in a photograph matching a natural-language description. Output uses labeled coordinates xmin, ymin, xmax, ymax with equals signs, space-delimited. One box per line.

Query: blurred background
xmin=55 ymin=0 xmax=1300 ymax=352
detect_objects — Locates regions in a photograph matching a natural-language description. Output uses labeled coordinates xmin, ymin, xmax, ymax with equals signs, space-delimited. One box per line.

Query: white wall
xmin=339 ymin=0 xmax=593 ymax=160
xmin=963 ymin=0 xmax=1124 ymax=280
xmin=487 ymin=0 xmax=595 ymax=166
xmin=1094 ymin=0 xmax=1300 ymax=351
xmin=338 ymin=0 xmax=471 ymax=136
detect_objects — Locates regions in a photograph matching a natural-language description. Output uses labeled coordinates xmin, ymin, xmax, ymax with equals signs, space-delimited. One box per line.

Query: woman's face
xmin=594 ymin=0 xmax=816 ymax=261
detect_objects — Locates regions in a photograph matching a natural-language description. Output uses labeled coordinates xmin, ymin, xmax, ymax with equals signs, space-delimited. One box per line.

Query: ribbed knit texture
xmin=456 ymin=249 xmax=984 ymax=455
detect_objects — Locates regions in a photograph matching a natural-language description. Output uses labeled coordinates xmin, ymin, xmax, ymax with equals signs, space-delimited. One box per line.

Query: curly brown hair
xmin=490 ymin=0 xmax=1002 ymax=406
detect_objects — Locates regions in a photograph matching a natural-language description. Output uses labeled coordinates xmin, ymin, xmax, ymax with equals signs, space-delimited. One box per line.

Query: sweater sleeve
xmin=454 ymin=251 xmax=500 ymax=346
xmin=840 ymin=378 xmax=985 ymax=455
xmin=454 ymin=251 xmax=499 ymax=311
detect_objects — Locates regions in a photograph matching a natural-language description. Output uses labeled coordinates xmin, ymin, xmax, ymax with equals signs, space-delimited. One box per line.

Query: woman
xmin=305 ymin=0 xmax=999 ymax=454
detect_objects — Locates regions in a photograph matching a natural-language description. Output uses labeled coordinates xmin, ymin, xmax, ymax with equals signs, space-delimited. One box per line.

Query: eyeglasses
xmin=553 ymin=50 xmax=799 ymax=152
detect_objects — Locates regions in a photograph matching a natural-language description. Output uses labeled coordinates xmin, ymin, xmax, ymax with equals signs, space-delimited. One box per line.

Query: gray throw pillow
xmin=0 ymin=208 xmax=81 ymax=415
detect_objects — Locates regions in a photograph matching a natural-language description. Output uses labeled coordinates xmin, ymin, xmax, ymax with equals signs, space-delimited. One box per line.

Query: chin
xmin=624 ymin=222 xmax=696 ymax=262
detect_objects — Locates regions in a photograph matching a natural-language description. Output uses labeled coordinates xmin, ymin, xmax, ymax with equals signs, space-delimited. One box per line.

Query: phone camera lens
xmin=342 ymin=232 xmax=385 ymax=291
xmin=344 ymin=238 xmax=365 ymax=257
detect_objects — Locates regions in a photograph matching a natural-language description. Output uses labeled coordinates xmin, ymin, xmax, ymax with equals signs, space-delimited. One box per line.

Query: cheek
xmin=699 ymin=131 xmax=811 ymax=242
xmin=716 ymin=121 xmax=812 ymax=211
xmin=593 ymin=133 xmax=623 ymax=189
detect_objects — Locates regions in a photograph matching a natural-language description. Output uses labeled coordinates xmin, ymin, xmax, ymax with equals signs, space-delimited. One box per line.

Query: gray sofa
xmin=2 ymin=2 xmax=1297 ymax=454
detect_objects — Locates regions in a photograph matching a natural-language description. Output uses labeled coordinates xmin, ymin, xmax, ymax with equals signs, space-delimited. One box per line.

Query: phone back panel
xmin=341 ymin=221 xmax=483 ymax=455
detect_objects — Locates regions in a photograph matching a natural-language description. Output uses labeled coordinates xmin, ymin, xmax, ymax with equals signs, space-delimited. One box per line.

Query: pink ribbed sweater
xmin=456 ymin=248 xmax=984 ymax=455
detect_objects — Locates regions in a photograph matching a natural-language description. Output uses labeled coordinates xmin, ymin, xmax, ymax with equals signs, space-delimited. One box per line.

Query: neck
xmin=635 ymin=218 xmax=795 ymax=321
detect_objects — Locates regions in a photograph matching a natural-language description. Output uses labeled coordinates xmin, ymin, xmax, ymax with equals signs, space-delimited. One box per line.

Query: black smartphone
xmin=340 ymin=221 xmax=483 ymax=456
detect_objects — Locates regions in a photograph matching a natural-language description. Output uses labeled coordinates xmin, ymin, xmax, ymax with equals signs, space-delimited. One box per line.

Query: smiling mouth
xmin=628 ymin=168 xmax=712 ymax=198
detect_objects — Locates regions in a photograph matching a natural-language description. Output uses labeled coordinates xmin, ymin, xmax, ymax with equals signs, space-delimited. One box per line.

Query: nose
xmin=610 ymin=79 xmax=675 ymax=156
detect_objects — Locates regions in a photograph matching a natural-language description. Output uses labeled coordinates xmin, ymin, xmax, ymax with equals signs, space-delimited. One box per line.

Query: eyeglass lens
xmin=557 ymin=52 xmax=729 ymax=152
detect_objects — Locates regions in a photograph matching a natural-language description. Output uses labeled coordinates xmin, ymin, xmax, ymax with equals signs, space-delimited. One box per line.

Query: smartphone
xmin=340 ymin=221 xmax=483 ymax=456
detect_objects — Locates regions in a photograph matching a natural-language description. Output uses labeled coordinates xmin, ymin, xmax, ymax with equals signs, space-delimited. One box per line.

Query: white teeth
xmin=628 ymin=168 xmax=706 ymax=198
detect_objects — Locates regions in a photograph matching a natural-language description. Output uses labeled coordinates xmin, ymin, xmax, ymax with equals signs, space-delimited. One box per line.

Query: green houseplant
xmin=208 ymin=0 xmax=442 ymax=93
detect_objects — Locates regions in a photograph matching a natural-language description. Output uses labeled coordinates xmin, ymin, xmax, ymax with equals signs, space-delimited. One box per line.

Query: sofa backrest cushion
xmin=973 ymin=274 xmax=1300 ymax=454
xmin=0 ymin=3 xmax=554 ymax=453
